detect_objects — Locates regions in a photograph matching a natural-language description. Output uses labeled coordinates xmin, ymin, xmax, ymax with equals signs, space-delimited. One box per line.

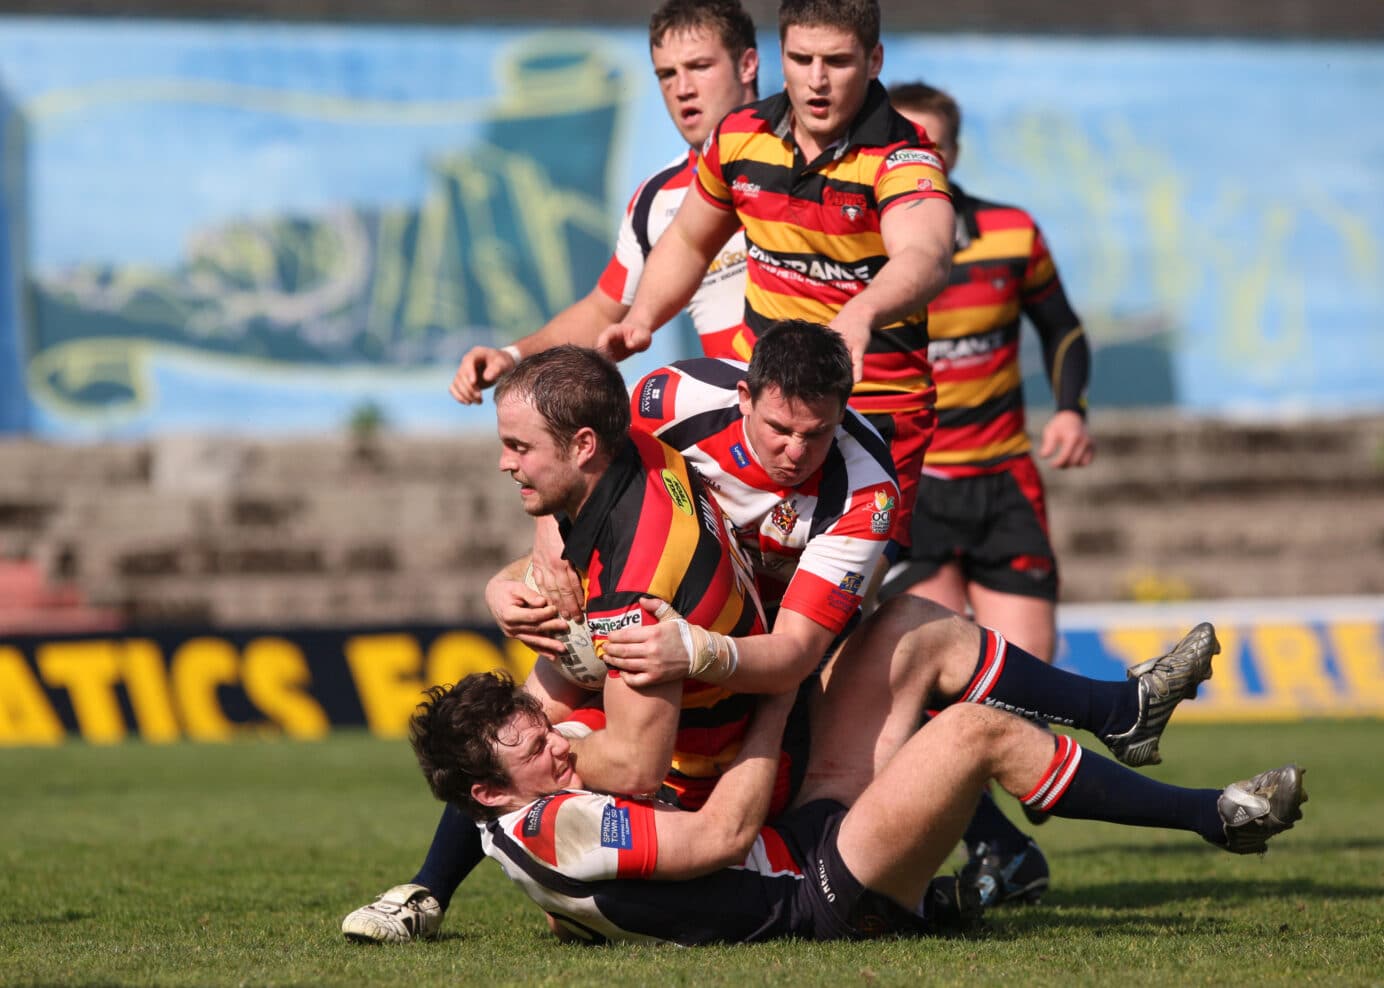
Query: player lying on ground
xmin=408 ymin=661 xmax=1307 ymax=945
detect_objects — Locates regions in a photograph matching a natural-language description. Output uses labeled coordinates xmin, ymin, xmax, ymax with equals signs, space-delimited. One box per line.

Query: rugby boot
xmin=1103 ymin=622 xmax=1219 ymax=767
xmin=342 ymin=883 xmax=443 ymax=943
xmin=921 ymin=874 xmax=986 ymax=933
xmin=1216 ymin=764 xmax=1308 ymax=854
xmin=958 ymin=838 xmax=1049 ymax=908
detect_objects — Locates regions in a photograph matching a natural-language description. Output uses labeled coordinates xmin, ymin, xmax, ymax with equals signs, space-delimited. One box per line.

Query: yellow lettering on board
xmin=344 ymin=633 xmax=424 ymax=738
xmin=1329 ymin=622 xmax=1384 ymax=708
xmin=242 ymin=637 xmax=329 ymax=739
xmin=1253 ymin=624 xmax=1339 ymax=710
xmin=37 ymin=641 xmax=126 ymax=744
xmin=0 ymin=647 xmax=65 ymax=746
xmin=120 ymin=639 xmax=181 ymax=743
xmin=171 ymin=637 xmax=239 ymax=741
xmin=425 ymin=631 xmax=512 ymax=687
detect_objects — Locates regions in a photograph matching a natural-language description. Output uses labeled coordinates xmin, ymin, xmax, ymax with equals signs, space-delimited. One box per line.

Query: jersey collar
xmin=559 ymin=436 xmax=640 ymax=570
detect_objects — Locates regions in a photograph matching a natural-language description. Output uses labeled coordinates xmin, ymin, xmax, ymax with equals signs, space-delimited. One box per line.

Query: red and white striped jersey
xmin=478 ymin=787 xmax=806 ymax=945
xmin=631 ymin=358 xmax=899 ymax=635
xmin=596 ymin=150 xmax=751 ymax=360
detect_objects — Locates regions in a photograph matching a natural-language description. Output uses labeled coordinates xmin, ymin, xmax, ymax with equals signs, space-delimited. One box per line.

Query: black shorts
xmin=886 ymin=456 xmax=1058 ymax=602
xmin=774 ymin=799 xmax=931 ymax=941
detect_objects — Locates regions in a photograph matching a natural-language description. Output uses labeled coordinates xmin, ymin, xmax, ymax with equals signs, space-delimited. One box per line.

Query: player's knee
xmin=927 ymin=703 xmax=1012 ymax=754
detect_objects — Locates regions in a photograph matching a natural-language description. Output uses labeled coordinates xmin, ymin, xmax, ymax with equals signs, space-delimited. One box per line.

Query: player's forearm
xmin=690 ymin=692 xmax=795 ymax=865
xmin=570 ymin=731 xmax=672 ymax=796
xmin=515 ymin=289 xmax=628 ymax=356
xmin=719 ymin=628 xmax=825 ymax=693
xmin=843 ymin=242 xmax=952 ymax=331
xmin=570 ymin=676 xmax=681 ymax=796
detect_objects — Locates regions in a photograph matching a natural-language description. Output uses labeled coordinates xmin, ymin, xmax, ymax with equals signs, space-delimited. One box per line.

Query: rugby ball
xmin=522 ymin=563 xmax=607 ymax=690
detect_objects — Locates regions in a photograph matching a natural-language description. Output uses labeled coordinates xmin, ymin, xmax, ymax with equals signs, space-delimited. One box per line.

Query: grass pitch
xmin=3 ymin=721 xmax=1382 ymax=987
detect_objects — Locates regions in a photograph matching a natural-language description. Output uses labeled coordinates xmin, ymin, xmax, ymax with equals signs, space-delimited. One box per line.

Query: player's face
xmin=739 ymin=383 xmax=844 ymax=488
xmin=780 ymin=24 xmax=882 ymax=157
xmin=492 ymin=712 xmax=578 ymax=805
xmin=496 ymin=395 xmax=584 ymax=517
xmin=895 ymin=106 xmax=958 ymax=172
xmin=651 ymin=28 xmax=759 ymax=148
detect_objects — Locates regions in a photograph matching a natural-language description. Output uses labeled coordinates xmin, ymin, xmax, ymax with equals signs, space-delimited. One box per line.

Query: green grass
xmin=3 ymin=722 xmax=1382 ymax=987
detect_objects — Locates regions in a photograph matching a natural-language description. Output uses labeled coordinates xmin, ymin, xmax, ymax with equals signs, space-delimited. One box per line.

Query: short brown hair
xmin=493 ymin=345 xmax=630 ymax=454
xmin=778 ymin=0 xmax=880 ymax=52
xmin=409 ymin=673 xmax=548 ymax=821
xmin=888 ymin=82 xmax=962 ymax=146
xmin=650 ymin=0 xmax=758 ymax=65
xmin=746 ymin=320 xmax=852 ymax=409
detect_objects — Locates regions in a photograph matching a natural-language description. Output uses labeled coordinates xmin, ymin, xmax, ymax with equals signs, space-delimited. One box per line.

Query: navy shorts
xmin=774 ymin=800 xmax=931 ymax=941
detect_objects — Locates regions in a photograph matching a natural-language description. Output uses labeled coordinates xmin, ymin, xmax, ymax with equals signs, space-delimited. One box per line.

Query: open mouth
xmin=806 ymin=97 xmax=830 ymax=118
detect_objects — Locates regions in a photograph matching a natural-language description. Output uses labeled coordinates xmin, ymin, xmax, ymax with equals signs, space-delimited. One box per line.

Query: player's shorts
xmin=861 ymin=407 xmax=936 ymax=552
xmin=885 ymin=454 xmax=1058 ymax=602
xmin=774 ymin=799 xmax=931 ymax=940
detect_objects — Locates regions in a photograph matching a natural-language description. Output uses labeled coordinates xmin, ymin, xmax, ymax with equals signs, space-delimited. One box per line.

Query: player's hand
xmin=596 ymin=322 xmax=654 ymax=362
xmin=601 ymin=597 xmax=691 ymax=688
xmin=826 ymin=309 xmax=871 ymax=384
xmin=450 ymin=345 xmax=517 ymax=405
xmin=484 ymin=573 xmax=569 ymax=657
xmin=531 ymin=518 xmax=585 ymax=621
xmin=1039 ymin=410 xmax=1095 ymax=468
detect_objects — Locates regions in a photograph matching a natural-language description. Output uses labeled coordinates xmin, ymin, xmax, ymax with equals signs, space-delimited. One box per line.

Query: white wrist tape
xmin=501 ymin=344 xmax=521 ymax=364
xmin=672 ymin=619 xmax=739 ymax=682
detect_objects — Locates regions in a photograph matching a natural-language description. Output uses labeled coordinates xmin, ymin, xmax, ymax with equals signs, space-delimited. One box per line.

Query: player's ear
xmin=736 ymin=380 xmax=754 ymax=417
xmin=471 ymin=781 xmax=509 ymax=810
xmin=570 ymin=426 xmax=600 ymax=466
xmin=868 ymin=43 xmax=883 ymax=80
xmin=739 ymin=46 xmax=759 ymax=88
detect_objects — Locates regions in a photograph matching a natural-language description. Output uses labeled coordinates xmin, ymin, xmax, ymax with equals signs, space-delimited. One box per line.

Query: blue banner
xmin=0 ymin=21 xmax=1380 ymax=437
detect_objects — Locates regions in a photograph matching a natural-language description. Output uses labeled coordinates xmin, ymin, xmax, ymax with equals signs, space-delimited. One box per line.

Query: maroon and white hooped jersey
xmin=478 ymin=788 xmax=807 ymax=946
xmin=596 ymin=150 xmax=751 ymax=360
xmin=631 ymin=358 xmax=899 ymax=635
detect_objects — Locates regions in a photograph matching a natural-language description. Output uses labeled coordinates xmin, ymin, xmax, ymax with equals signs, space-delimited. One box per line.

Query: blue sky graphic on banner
xmin=0 ymin=21 xmax=1380 ymax=438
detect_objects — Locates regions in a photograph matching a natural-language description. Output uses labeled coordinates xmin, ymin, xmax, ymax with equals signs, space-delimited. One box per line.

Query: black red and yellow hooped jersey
xmin=630 ymin=358 xmax=898 ymax=635
xmin=925 ymin=185 xmax=1090 ymax=476
xmin=559 ymin=430 xmax=767 ymax=808
xmin=694 ymin=80 xmax=951 ymax=418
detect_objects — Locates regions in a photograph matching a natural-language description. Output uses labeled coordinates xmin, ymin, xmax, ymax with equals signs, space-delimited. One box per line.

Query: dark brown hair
xmin=493 ymin=345 xmax=630 ymax=454
xmin=409 ymin=673 xmax=548 ymax=821
xmin=778 ymin=0 xmax=880 ymax=51
xmin=746 ymin=319 xmax=853 ymax=408
xmin=650 ymin=0 xmax=758 ymax=65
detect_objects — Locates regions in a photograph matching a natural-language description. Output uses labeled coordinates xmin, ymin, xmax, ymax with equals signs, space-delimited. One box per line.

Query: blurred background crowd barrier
xmin=1 ymin=3 xmax=1381 ymax=737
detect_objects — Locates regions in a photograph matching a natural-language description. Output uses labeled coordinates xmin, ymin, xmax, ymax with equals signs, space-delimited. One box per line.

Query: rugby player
xmin=450 ymin=0 xmax=759 ymax=405
xmin=343 ymin=346 xmax=774 ymax=942
xmin=408 ymin=652 xmax=1307 ymax=945
xmin=600 ymin=0 xmax=956 ymax=560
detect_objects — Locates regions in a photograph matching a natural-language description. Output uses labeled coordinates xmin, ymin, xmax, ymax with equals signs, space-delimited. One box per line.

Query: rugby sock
xmin=411 ymin=803 xmax=485 ymax=910
xmin=958 ymin=628 xmax=1139 ymax=738
xmin=1022 ymin=735 xmax=1224 ymax=844
xmin=961 ymin=787 xmax=1031 ymax=854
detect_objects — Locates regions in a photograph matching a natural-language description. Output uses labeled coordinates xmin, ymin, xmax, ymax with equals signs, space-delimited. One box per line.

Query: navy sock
xmin=962 ymin=787 xmax=1031 ymax=853
xmin=411 ymin=803 xmax=485 ymax=910
xmin=958 ymin=628 xmax=1139 ymax=738
xmin=1024 ymin=735 xmax=1224 ymax=845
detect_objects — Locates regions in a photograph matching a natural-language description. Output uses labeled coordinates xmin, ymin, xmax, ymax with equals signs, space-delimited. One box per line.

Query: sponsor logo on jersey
xmin=638 ymin=373 xmax=669 ymax=418
xmin=839 ymin=570 xmax=865 ymax=595
xmin=730 ymin=443 xmax=751 ymax=469
xmin=885 ymin=147 xmax=944 ymax=171
xmin=841 ymin=204 xmax=862 ymax=221
xmin=927 ymin=328 xmax=1006 ymax=364
xmin=587 ymin=609 xmax=645 ymax=637
xmin=917 ymin=178 xmax=934 ymax=193
xmin=731 ymin=176 xmax=762 ymax=199
xmin=523 ymin=796 xmax=553 ymax=837
xmin=871 ymin=490 xmax=896 ymax=536
xmin=747 ymin=244 xmax=872 ymax=287
xmin=769 ymin=499 xmax=798 ymax=538
xmin=600 ymin=804 xmax=634 ymax=849
xmin=661 ymin=469 xmax=695 ymax=516
xmin=823 ymin=187 xmax=867 ymax=210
